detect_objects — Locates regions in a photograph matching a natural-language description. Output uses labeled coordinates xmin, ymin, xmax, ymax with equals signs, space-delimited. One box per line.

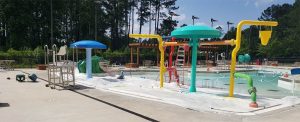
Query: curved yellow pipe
xmin=129 ymin=34 xmax=166 ymax=88
xmin=164 ymin=42 xmax=188 ymax=46
xmin=229 ymin=20 xmax=278 ymax=97
xmin=200 ymin=39 xmax=235 ymax=46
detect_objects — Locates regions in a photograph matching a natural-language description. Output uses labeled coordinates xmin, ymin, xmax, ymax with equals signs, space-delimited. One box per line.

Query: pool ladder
xmin=175 ymin=46 xmax=186 ymax=85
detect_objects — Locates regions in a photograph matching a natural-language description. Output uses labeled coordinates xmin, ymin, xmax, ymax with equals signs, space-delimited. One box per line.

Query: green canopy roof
xmin=171 ymin=25 xmax=222 ymax=39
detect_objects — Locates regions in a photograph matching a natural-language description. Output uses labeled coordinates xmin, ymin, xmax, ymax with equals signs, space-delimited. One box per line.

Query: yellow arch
xmin=129 ymin=34 xmax=166 ymax=88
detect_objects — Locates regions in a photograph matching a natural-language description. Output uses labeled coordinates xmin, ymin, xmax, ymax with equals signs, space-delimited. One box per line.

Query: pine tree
xmin=136 ymin=0 xmax=151 ymax=34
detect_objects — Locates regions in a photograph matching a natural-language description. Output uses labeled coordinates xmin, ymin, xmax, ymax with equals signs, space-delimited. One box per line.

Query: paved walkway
xmin=1 ymin=69 xmax=300 ymax=122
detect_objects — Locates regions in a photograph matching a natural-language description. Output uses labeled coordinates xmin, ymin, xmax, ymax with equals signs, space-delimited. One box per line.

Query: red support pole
xmin=168 ymin=37 xmax=175 ymax=82
xmin=130 ymin=47 xmax=133 ymax=64
xmin=137 ymin=47 xmax=139 ymax=66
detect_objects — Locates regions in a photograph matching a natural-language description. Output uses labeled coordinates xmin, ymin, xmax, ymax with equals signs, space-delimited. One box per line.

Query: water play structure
xmin=238 ymin=54 xmax=251 ymax=64
xmin=171 ymin=25 xmax=222 ymax=92
xmin=129 ymin=25 xmax=222 ymax=90
xmin=234 ymin=73 xmax=258 ymax=108
xmin=77 ymin=56 xmax=104 ymax=74
xmin=129 ymin=20 xmax=278 ymax=96
xmin=228 ymin=20 xmax=278 ymax=97
xmin=129 ymin=34 xmax=190 ymax=88
xmin=162 ymin=36 xmax=190 ymax=84
xmin=70 ymin=40 xmax=107 ymax=79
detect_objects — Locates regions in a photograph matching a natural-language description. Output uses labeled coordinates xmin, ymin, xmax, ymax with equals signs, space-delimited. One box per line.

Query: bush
xmin=0 ymin=48 xmax=41 ymax=68
xmin=0 ymin=46 xmax=159 ymax=68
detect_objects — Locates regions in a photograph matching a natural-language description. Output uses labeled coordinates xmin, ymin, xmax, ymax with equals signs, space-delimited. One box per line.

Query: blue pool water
xmin=126 ymin=71 xmax=300 ymax=98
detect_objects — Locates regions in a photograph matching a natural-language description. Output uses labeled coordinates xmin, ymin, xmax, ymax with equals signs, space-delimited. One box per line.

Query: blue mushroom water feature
xmin=171 ymin=25 xmax=221 ymax=92
xmin=70 ymin=40 xmax=107 ymax=79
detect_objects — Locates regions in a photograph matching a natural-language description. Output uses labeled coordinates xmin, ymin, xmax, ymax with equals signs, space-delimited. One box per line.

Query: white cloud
xmin=130 ymin=7 xmax=186 ymax=34
xmin=133 ymin=23 xmax=139 ymax=33
xmin=244 ymin=0 xmax=250 ymax=6
xmin=242 ymin=0 xmax=276 ymax=7
xmin=130 ymin=7 xmax=155 ymax=34
xmin=195 ymin=22 xmax=208 ymax=26
xmin=254 ymin=0 xmax=275 ymax=7
xmin=132 ymin=21 xmax=155 ymax=34
xmin=173 ymin=13 xmax=186 ymax=21
xmin=129 ymin=6 xmax=187 ymax=34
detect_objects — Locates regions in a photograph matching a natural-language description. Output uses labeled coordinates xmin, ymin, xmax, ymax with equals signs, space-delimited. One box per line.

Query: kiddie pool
xmin=126 ymin=70 xmax=300 ymax=98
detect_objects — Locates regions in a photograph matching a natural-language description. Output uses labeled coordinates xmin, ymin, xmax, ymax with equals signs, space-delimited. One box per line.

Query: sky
xmin=133 ymin=0 xmax=295 ymax=34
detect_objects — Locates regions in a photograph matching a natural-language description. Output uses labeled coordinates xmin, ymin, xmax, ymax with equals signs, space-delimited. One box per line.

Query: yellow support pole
xmin=229 ymin=20 xmax=278 ymax=97
xmin=129 ymin=34 xmax=166 ymax=88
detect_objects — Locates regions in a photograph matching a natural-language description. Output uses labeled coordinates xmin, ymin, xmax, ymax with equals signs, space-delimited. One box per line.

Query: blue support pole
xmin=86 ymin=48 xmax=92 ymax=79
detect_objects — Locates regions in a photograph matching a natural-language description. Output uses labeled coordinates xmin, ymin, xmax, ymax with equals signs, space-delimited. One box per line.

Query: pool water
xmin=125 ymin=71 xmax=300 ymax=98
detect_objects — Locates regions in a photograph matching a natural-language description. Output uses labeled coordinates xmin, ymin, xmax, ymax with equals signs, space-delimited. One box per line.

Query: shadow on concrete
xmin=71 ymin=84 xmax=93 ymax=90
xmin=17 ymin=80 xmax=39 ymax=83
xmin=71 ymin=90 xmax=159 ymax=122
xmin=21 ymin=70 xmax=159 ymax=122
xmin=215 ymin=93 xmax=251 ymax=99
xmin=0 ymin=103 xmax=10 ymax=107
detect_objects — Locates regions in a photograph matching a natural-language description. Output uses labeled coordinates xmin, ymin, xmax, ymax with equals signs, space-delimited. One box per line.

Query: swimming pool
xmin=125 ymin=70 xmax=300 ymax=98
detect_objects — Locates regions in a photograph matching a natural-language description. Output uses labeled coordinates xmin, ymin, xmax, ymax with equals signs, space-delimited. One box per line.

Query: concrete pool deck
xmin=1 ymin=69 xmax=300 ymax=122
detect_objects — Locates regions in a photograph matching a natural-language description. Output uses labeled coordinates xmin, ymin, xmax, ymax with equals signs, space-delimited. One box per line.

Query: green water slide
xmin=234 ymin=72 xmax=258 ymax=108
xmin=78 ymin=56 xmax=104 ymax=73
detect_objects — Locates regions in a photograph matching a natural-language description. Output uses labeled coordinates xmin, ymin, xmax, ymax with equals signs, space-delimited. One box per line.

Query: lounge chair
xmin=99 ymin=61 xmax=118 ymax=76
xmin=293 ymin=62 xmax=300 ymax=67
xmin=56 ymin=45 xmax=67 ymax=62
xmin=143 ymin=60 xmax=153 ymax=67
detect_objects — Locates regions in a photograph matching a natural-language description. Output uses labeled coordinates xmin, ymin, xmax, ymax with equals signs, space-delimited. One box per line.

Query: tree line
xmin=224 ymin=1 xmax=300 ymax=59
xmin=0 ymin=0 xmax=178 ymax=51
xmin=1 ymin=0 xmax=299 ymax=59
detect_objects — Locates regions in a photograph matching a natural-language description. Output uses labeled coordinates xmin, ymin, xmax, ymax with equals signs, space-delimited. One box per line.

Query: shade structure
xmin=70 ymin=40 xmax=107 ymax=79
xmin=171 ymin=25 xmax=221 ymax=39
xmin=70 ymin=40 xmax=107 ymax=49
xmin=171 ymin=25 xmax=221 ymax=92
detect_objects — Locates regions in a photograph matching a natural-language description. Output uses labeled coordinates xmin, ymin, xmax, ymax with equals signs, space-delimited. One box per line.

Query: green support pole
xmin=190 ymin=38 xmax=198 ymax=92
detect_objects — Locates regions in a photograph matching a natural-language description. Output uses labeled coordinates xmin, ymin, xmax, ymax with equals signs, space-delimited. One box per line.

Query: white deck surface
xmin=2 ymin=68 xmax=300 ymax=122
xmin=75 ymin=69 xmax=300 ymax=115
